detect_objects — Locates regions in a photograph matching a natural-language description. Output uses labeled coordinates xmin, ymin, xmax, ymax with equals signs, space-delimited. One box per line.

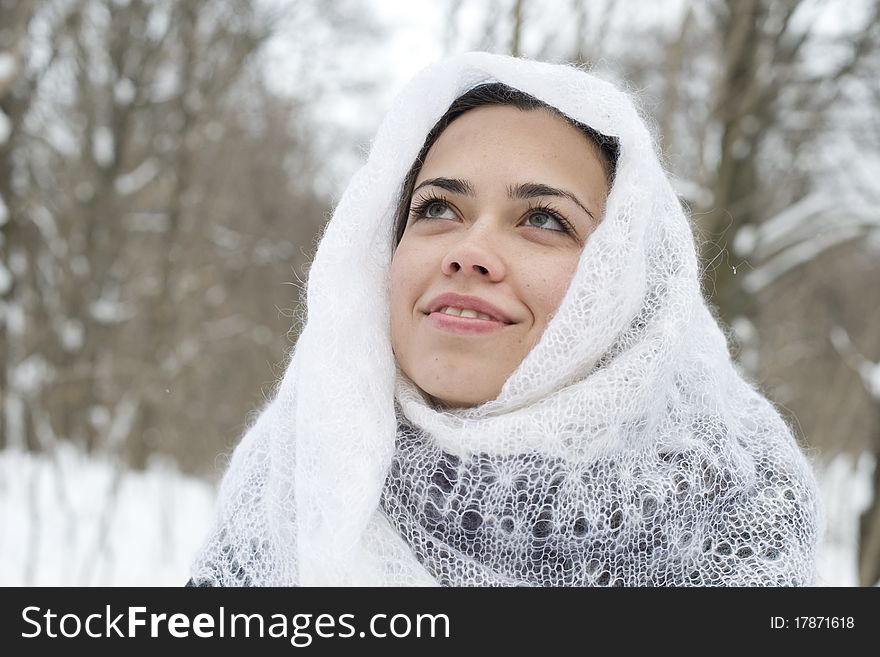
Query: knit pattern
xmin=380 ymin=413 xmax=817 ymax=586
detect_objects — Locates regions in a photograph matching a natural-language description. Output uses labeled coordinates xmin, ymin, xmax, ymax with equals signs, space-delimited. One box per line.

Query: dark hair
xmin=392 ymin=82 xmax=620 ymax=248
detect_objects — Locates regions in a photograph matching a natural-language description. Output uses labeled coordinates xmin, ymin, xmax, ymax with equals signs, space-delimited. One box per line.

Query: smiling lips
xmin=423 ymin=292 xmax=515 ymax=334
xmin=436 ymin=306 xmax=495 ymax=321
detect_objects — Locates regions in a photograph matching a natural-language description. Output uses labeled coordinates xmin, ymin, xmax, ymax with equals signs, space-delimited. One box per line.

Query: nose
xmin=440 ymin=230 xmax=506 ymax=282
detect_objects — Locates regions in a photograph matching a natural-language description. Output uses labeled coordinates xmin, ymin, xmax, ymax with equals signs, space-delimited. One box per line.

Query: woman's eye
xmin=422 ymin=201 xmax=455 ymax=219
xmin=526 ymin=211 xmax=565 ymax=232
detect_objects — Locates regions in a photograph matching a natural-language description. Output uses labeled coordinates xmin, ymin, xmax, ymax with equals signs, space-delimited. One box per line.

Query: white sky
xmin=261 ymin=0 xmax=877 ymax=198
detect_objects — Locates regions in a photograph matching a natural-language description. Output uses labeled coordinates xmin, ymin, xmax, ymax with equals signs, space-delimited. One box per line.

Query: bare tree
xmin=0 ymin=0 xmax=32 ymax=452
xmin=1 ymin=0 xmax=79 ymax=451
xmin=2 ymin=0 xmax=377 ymax=475
xmin=510 ymin=0 xmax=525 ymax=57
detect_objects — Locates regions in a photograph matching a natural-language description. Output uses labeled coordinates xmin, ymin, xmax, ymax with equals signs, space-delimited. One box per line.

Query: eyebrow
xmin=412 ymin=177 xmax=596 ymax=221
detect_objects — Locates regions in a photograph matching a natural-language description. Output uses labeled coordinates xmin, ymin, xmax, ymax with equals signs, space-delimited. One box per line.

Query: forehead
xmin=416 ymin=105 xmax=607 ymax=190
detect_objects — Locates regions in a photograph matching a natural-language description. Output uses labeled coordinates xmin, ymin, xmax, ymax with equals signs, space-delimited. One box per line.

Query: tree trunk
xmin=858 ymin=434 xmax=880 ymax=586
xmin=0 ymin=3 xmax=36 ymax=450
xmin=510 ymin=0 xmax=524 ymax=57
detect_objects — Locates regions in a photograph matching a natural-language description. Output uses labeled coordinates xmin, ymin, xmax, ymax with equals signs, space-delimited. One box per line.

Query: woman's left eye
xmin=526 ymin=210 xmax=566 ymax=232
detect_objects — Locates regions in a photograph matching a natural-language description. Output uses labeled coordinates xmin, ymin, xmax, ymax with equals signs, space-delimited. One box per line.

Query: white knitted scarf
xmin=189 ymin=52 xmax=823 ymax=586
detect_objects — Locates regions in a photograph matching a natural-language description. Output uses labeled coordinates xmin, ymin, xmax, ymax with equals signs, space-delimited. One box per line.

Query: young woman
xmin=188 ymin=52 xmax=823 ymax=586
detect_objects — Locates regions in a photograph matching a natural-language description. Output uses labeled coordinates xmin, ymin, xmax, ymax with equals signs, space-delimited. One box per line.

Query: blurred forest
xmin=1 ymin=0 xmax=878 ymax=585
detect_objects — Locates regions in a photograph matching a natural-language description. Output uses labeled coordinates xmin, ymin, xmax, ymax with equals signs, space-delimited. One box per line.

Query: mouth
xmin=423 ymin=293 xmax=515 ymax=325
xmin=431 ymin=306 xmax=499 ymax=321
xmin=423 ymin=308 xmax=512 ymax=334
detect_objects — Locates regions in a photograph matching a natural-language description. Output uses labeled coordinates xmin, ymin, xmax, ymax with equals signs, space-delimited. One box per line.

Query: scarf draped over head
xmin=190 ymin=52 xmax=823 ymax=586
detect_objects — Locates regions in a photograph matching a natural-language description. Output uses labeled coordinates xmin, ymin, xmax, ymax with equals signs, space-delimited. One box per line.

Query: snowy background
xmin=0 ymin=446 xmax=873 ymax=586
xmin=1 ymin=0 xmax=879 ymax=586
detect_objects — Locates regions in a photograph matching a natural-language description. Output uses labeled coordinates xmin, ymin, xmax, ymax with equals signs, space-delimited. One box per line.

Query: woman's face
xmin=390 ymin=105 xmax=609 ymax=408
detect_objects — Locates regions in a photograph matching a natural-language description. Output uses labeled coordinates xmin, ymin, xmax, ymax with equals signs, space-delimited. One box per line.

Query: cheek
xmin=389 ymin=246 xmax=422 ymax=334
xmin=389 ymin=255 xmax=406 ymax=325
xmin=391 ymin=236 xmax=436 ymax=298
xmin=523 ymin=254 xmax=580 ymax=319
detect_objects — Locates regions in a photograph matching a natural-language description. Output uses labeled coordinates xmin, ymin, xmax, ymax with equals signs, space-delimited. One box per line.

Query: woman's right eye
xmin=415 ymin=200 xmax=456 ymax=220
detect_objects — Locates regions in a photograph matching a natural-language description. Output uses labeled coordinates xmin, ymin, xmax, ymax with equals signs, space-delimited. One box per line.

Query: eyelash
xmin=408 ymin=191 xmax=577 ymax=237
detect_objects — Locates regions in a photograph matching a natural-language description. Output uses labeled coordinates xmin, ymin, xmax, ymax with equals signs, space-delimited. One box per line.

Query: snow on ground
xmin=0 ymin=444 xmax=215 ymax=586
xmin=814 ymin=451 xmax=876 ymax=586
xmin=0 ymin=445 xmax=874 ymax=586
